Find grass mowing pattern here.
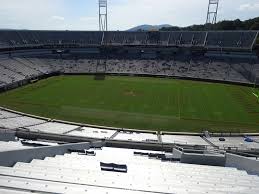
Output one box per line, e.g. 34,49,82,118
0,75,259,132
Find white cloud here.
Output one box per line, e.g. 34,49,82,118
238,3,259,11
0,0,66,30
51,16,65,21
109,0,207,30
0,0,258,30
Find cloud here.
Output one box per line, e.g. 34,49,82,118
109,0,207,30
238,3,259,11
0,0,66,30
51,16,65,21
0,0,258,30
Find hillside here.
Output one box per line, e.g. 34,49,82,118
128,24,172,31
160,17,259,31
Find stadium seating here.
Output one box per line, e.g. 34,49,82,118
1,57,258,88
18,30,40,45
168,31,207,46
0,81,5,88
0,30,23,47
15,57,55,74
159,31,171,45
0,147,258,193
0,63,25,84
0,31,258,92
0,107,259,193
206,31,258,49
0,30,257,49
0,58,40,78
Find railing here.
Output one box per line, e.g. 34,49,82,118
173,144,222,154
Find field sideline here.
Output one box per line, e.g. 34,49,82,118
0,75,259,132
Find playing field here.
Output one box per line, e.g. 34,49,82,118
1,75,259,132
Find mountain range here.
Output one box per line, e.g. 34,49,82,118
128,17,259,32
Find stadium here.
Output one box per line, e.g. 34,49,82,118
0,0,259,193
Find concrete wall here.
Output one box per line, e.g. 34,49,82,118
173,148,225,166
181,153,226,166
173,148,183,159
0,129,16,141
225,153,259,175
0,141,103,167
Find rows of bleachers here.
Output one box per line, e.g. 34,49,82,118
97,59,253,83
0,147,256,193
0,63,25,84
0,58,54,86
25,58,57,73
36,58,257,83
15,57,53,74
0,81,5,88
0,58,40,78
0,30,257,49
74,58,254,82
206,31,258,49
0,57,258,89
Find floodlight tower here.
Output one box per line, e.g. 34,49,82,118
99,0,108,31
206,0,219,24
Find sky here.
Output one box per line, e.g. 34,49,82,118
0,0,258,31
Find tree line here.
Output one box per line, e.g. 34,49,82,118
160,17,259,31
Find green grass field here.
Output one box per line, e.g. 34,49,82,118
1,75,259,132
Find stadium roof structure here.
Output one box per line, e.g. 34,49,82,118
0,30,258,51
1,107,259,193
